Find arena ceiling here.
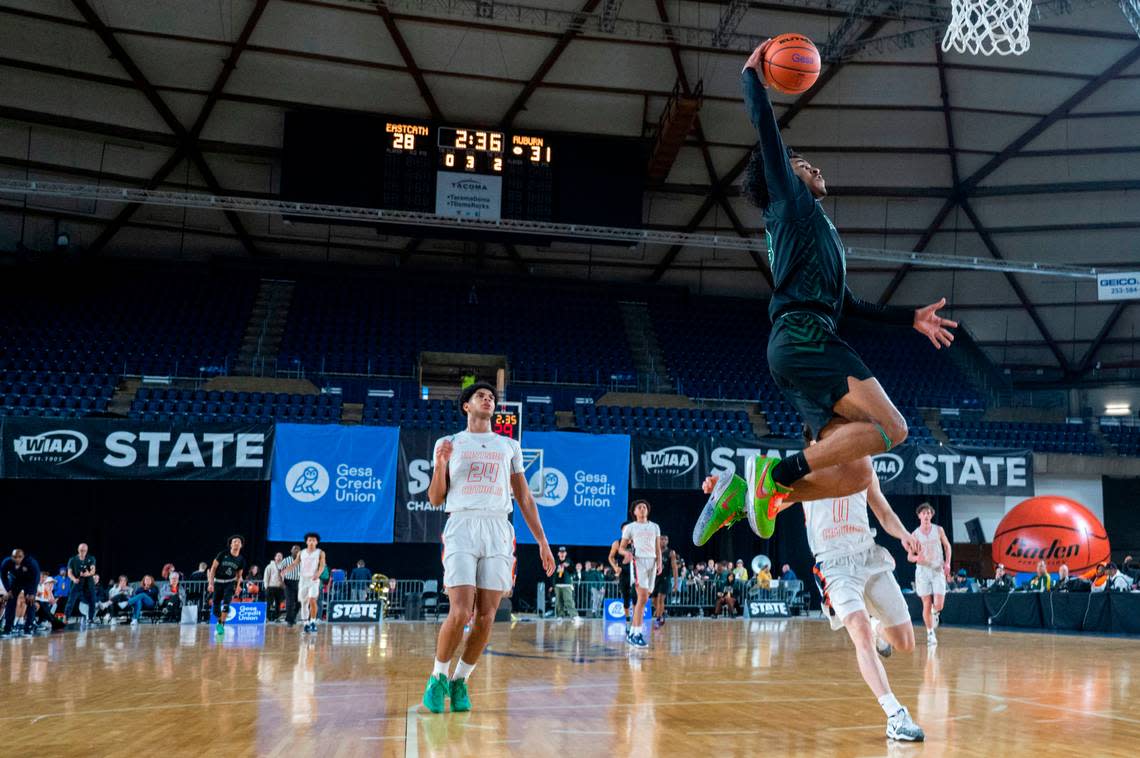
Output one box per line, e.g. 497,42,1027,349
0,0,1138,386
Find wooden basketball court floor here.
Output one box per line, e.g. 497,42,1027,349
1,618,1137,757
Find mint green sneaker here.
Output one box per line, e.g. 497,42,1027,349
215,622,224,636
422,673,449,714
744,455,791,539
692,473,748,546
449,677,471,712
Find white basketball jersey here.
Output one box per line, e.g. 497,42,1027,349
803,490,876,561
435,431,524,514
622,521,661,560
913,524,944,568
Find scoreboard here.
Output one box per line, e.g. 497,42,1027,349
492,401,522,442
282,111,645,232
381,120,554,222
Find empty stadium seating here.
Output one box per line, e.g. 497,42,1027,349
0,272,254,378
278,279,634,387
0,371,115,417
129,387,342,424
650,297,985,411
361,397,557,432
941,418,1101,455
1101,424,1140,456
574,405,755,438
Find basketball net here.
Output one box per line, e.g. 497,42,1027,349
942,0,1033,55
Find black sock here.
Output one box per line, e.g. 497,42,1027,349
771,452,811,487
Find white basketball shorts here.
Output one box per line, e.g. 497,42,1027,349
442,511,516,592
630,557,657,593
915,564,947,597
297,577,321,602
816,545,910,628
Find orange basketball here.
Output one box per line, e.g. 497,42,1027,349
761,34,821,95
992,496,1110,575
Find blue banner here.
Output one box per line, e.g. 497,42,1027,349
518,431,630,546
210,601,266,625
269,424,399,543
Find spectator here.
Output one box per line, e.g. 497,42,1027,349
264,553,285,620
1089,563,1108,591
126,575,159,625
552,547,576,619
64,542,98,624
1028,561,1052,592
34,572,65,632
1053,564,1071,590
98,575,132,622
1121,556,1139,582
733,560,749,583
583,561,606,616
780,564,797,582
158,572,185,621
242,564,261,600
714,581,737,617
349,559,371,601
161,563,176,581
950,569,976,592
988,564,1015,592
189,562,209,583
54,566,71,614
277,545,303,626
756,565,772,591
1105,563,1133,592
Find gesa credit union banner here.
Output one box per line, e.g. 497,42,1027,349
518,431,630,547
269,424,399,543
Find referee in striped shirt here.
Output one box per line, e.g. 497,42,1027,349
276,545,303,626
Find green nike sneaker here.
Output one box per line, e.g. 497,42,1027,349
422,673,449,714
692,473,747,546
449,677,471,712
215,622,224,636
744,455,791,539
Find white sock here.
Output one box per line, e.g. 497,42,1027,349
632,625,644,635
432,659,451,679
453,659,476,681
878,693,903,716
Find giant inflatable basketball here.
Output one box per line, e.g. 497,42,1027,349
992,496,1110,574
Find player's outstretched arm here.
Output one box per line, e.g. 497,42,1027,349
867,474,920,556
741,49,799,205
511,472,555,576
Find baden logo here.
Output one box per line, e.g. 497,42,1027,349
286,461,330,503
529,467,568,507
13,429,88,465
607,600,625,619
871,453,905,483
640,445,698,477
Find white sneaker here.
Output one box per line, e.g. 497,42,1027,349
130,618,138,626
886,707,925,741
871,617,892,658
927,629,937,646
932,610,940,629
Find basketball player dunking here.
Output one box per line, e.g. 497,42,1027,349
694,43,956,548
422,382,555,714
909,503,951,646
618,499,661,648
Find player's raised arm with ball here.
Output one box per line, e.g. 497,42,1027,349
693,38,957,551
